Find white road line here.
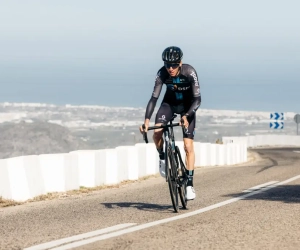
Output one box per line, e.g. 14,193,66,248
242,181,279,193
293,151,300,153
25,175,300,250
23,223,136,250
276,175,300,185
46,175,300,250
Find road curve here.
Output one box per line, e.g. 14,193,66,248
1,147,300,250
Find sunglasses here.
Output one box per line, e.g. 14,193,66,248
164,63,180,69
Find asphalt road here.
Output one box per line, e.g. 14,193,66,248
1,147,300,250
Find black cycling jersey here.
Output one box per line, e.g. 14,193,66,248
145,64,201,120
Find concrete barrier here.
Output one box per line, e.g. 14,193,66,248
209,144,217,167
222,136,248,146
98,149,119,185
0,157,31,201
247,136,255,148
23,155,46,199
216,144,226,166
135,143,159,178
0,156,46,202
116,146,139,182
194,142,201,166
39,153,79,193
242,144,247,162
0,137,254,202
225,144,235,165
0,159,10,200
223,135,300,148
70,150,100,188
198,143,210,166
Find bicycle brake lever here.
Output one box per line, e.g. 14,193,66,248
142,124,148,144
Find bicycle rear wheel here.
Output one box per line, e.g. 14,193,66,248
167,146,179,213
175,146,188,209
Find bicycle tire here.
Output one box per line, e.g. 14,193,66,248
167,146,179,213
175,146,188,209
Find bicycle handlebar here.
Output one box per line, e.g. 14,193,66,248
142,123,182,144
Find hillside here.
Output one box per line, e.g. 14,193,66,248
0,121,90,159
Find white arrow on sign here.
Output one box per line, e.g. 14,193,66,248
270,112,284,120
270,122,284,129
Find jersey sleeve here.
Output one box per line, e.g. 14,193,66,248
188,66,201,98
145,70,164,120
185,67,201,117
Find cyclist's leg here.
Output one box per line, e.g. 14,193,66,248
181,113,196,169
154,103,173,178
153,102,173,155
182,113,196,196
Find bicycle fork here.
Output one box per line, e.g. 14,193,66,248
164,129,169,182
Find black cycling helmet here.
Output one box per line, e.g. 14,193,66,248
162,46,183,63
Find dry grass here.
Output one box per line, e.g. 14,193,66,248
0,197,23,208
0,174,159,208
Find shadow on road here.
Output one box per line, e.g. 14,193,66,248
224,185,300,203
101,202,175,212
255,152,278,174
256,157,278,173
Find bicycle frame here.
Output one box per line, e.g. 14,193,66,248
142,116,189,212
162,120,177,182
142,115,182,181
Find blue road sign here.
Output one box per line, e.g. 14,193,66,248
270,122,284,129
270,112,284,120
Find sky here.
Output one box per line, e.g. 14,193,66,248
0,0,299,113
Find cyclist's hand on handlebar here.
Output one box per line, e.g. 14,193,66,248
180,116,189,129
139,119,149,134
139,124,148,134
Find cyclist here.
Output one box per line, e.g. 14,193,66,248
139,46,201,200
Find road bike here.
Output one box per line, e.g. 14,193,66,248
142,115,188,212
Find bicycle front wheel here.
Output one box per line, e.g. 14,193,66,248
175,146,188,209
167,146,179,213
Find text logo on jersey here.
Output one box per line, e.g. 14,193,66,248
177,86,190,91
167,84,177,91
190,72,199,86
